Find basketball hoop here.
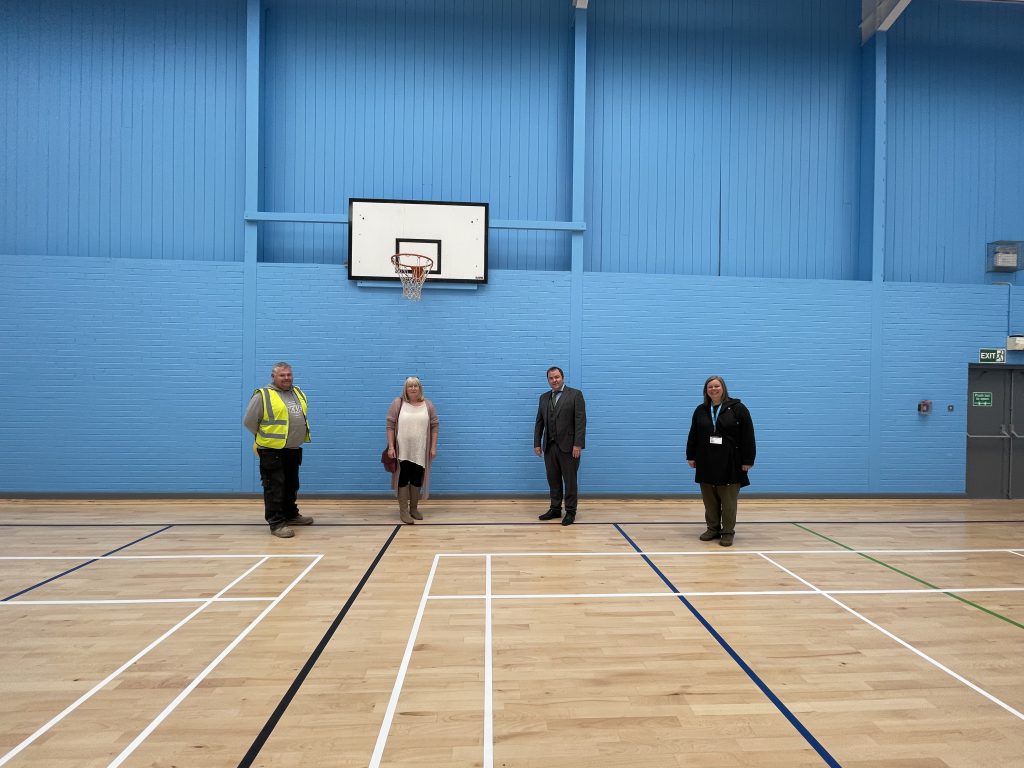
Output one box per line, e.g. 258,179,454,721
391,253,434,301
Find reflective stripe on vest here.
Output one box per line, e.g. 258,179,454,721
254,386,310,449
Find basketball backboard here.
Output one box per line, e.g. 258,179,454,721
348,198,488,284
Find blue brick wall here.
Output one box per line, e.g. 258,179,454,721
253,266,570,494
582,274,874,493
2,255,244,492
879,283,1020,492
3,256,1020,494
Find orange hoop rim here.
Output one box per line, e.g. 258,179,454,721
391,252,434,280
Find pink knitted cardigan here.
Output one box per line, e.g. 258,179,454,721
386,397,439,498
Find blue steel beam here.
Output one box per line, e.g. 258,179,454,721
241,0,262,492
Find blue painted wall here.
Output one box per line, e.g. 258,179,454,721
586,0,863,279
253,267,569,494
3,256,244,492
0,0,247,262
886,0,1024,283
257,0,574,270
4,0,1024,494
4,256,1019,494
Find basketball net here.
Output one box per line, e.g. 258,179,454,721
391,253,433,301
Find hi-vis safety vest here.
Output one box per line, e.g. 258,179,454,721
253,386,310,450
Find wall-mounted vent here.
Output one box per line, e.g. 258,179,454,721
987,241,1023,272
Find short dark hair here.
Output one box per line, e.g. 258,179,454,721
702,375,730,406
547,366,564,378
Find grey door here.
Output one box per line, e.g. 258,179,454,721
1010,369,1024,498
966,367,1011,498
967,366,1024,498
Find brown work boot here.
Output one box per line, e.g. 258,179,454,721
699,529,720,541
271,524,295,539
720,533,734,547
286,514,314,526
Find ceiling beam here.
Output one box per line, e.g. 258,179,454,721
861,0,913,43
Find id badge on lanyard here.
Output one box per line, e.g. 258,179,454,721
709,404,723,445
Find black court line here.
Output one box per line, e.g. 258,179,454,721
4,519,1024,528
614,523,842,767
2,524,174,602
237,524,402,768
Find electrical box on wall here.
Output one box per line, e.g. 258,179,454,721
987,241,1023,272
1009,336,1024,351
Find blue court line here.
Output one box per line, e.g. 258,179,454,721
613,523,842,767
2,525,174,602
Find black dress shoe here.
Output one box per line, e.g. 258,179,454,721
538,510,561,521
561,514,575,526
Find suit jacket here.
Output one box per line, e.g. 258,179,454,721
534,386,587,453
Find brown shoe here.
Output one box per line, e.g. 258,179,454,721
699,529,720,541
286,514,314,526
271,525,295,539
719,533,734,547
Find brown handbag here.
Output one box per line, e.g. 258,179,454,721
381,447,398,473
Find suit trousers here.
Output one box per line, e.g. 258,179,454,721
699,483,740,535
544,445,580,514
258,447,303,529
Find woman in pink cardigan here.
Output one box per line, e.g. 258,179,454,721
386,377,439,524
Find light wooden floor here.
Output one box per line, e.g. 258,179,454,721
1,498,1023,767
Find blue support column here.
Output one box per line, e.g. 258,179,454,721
867,32,888,491
241,0,262,492
569,7,587,386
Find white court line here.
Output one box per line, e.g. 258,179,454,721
107,554,323,767
483,555,493,768
0,556,271,767
369,555,441,768
0,554,320,560
437,548,1019,558
2,597,276,606
1011,551,1024,559
427,586,1024,600
758,553,1024,722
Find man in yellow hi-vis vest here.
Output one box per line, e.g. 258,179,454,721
243,362,312,538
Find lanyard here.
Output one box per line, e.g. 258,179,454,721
710,404,722,432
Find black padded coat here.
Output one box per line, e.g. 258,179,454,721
685,397,756,487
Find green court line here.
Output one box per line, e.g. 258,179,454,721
793,522,1024,631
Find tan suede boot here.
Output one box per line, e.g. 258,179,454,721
398,486,415,524
409,485,423,520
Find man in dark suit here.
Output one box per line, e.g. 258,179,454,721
534,366,587,525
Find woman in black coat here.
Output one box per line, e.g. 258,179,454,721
686,375,756,547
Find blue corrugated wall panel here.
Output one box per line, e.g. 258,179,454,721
257,0,573,269
2,256,245,492
0,0,247,262
586,0,862,279
886,0,1024,283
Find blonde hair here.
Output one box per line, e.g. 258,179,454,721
402,376,425,403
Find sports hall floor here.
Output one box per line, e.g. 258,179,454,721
1,497,1022,768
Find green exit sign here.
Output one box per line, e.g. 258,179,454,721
980,348,1006,363
972,392,993,407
